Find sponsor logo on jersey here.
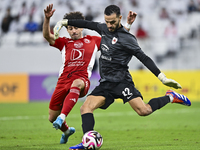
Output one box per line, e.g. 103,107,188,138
67,61,85,67
112,37,118,44
70,49,85,61
74,41,83,48
101,55,112,61
101,44,109,52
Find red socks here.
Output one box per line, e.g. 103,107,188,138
60,120,69,132
61,87,80,117
59,87,80,132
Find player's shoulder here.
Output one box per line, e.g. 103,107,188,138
54,37,69,45
84,35,92,39
57,36,69,42
85,35,100,38
121,27,135,36
120,27,137,41
85,35,101,40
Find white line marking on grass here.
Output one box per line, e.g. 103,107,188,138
0,108,198,121
0,115,47,121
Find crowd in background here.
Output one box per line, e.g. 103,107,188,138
1,0,200,35
0,0,200,64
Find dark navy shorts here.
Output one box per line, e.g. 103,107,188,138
88,80,143,109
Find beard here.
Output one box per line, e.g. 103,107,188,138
110,20,120,32
71,33,80,40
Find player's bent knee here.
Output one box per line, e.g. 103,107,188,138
137,110,148,116
136,108,152,116
71,79,84,89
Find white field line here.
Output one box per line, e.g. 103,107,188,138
0,108,198,121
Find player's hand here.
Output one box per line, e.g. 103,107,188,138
44,4,55,19
53,21,62,40
53,19,68,40
158,73,182,89
127,11,137,25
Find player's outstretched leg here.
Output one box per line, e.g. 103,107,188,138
69,143,85,150
166,90,191,106
53,116,64,129
60,127,75,144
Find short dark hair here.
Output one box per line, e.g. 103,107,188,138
104,5,121,17
63,11,85,20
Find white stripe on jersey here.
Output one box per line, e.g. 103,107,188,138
58,47,66,77
87,44,98,78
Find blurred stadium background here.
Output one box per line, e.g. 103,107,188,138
0,0,200,103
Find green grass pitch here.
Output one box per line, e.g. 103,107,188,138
0,101,200,150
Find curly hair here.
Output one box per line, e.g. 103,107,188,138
63,11,85,20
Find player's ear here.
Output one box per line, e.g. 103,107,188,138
119,15,122,21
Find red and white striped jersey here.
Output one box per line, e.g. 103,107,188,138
51,35,101,80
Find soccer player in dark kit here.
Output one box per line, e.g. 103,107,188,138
44,4,136,145
53,5,191,150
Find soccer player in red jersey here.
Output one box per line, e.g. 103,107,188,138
43,4,136,144
43,4,101,144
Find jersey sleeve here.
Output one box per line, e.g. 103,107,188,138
123,34,141,55
124,34,161,77
92,36,101,50
50,37,66,51
68,19,102,35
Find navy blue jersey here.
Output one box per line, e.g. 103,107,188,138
68,20,161,82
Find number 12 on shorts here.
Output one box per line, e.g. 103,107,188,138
122,88,133,99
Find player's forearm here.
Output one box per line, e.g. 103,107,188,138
43,17,55,44
134,49,161,76
138,52,181,89
143,56,161,76
68,19,101,33
43,17,50,38
138,54,161,76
